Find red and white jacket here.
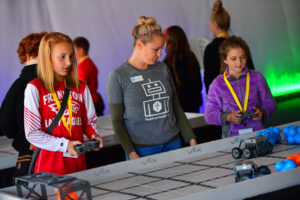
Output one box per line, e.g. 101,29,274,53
24,78,98,175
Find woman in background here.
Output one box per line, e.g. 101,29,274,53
164,25,203,113
204,0,254,94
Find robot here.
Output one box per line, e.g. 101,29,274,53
15,172,91,200
231,135,273,159
233,161,271,182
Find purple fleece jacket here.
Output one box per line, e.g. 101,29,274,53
204,68,276,138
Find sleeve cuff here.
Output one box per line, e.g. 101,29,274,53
60,137,69,153
221,113,228,125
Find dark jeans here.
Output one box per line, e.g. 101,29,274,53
125,138,182,160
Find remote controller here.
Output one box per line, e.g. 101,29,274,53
238,110,258,120
74,139,100,155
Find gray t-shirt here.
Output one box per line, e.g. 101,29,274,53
107,61,179,145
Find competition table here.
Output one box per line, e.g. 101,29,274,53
0,121,299,200
0,113,206,170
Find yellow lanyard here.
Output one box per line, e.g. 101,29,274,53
79,55,89,63
223,72,250,112
52,87,72,138
217,32,229,38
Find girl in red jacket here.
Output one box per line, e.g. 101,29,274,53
24,32,103,175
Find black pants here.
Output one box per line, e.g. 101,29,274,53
94,94,105,116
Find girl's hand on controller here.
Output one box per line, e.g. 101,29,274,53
252,107,263,120
67,140,82,156
227,110,243,124
92,134,104,150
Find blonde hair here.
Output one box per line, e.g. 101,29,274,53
219,36,250,73
132,16,163,46
210,0,230,31
37,32,79,92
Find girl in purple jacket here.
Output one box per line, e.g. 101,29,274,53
205,36,276,138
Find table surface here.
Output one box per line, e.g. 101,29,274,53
1,121,299,200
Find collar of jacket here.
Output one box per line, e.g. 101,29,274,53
224,67,249,82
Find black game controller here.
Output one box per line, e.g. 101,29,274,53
238,110,258,120
74,139,100,155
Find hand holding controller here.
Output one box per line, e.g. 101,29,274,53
74,139,100,155
238,110,258,120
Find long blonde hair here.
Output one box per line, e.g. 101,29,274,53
132,16,163,46
37,32,79,92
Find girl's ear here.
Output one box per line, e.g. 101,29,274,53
224,58,229,65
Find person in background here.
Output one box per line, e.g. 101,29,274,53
73,37,104,116
107,16,197,160
205,36,276,138
24,32,103,175
0,32,46,179
204,0,255,94
164,25,203,113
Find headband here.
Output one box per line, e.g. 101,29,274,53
134,30,160,39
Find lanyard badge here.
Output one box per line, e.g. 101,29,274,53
223,72,250,113
52,88,73,138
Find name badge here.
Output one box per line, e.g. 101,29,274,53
130,75,144,83
238,128,253,135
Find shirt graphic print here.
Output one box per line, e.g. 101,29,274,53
142,79,169,121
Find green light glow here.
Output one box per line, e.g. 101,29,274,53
263,48,300,97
